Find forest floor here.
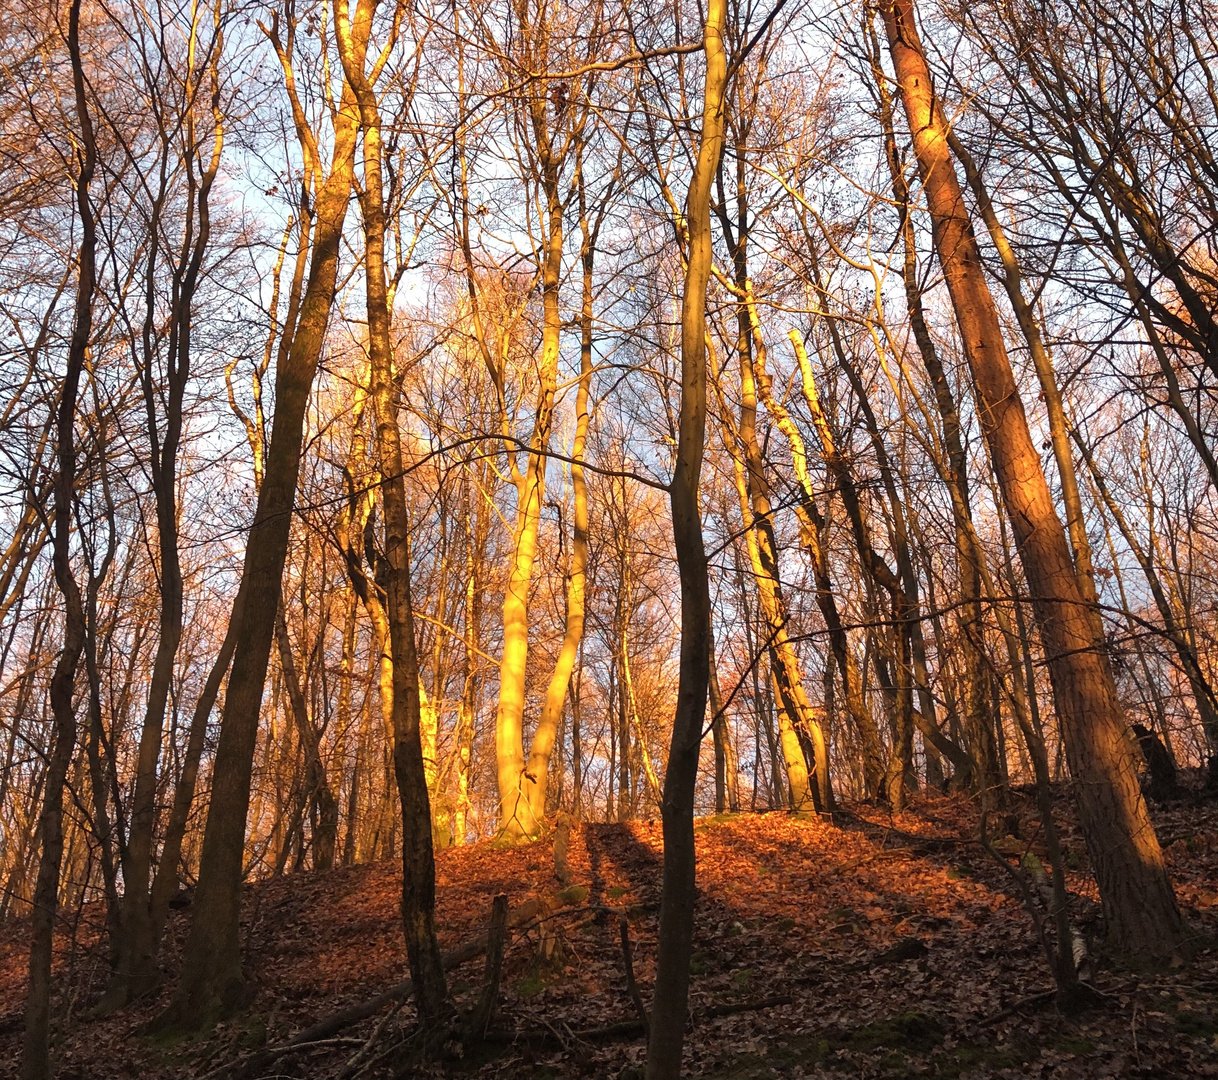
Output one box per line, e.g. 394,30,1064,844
3,787,1218,1078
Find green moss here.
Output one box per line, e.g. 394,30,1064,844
776,916,796,933
555,884,589,905
848,1011,945,1054
703,1034,832,1077
517,975,546,998
1177,1011,1218,1038
1052,1036,1095,1055
236,1016,268,1050
690,950,712,975
606,885,629,899
950,1043,1017,1069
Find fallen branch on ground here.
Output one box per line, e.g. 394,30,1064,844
226,894,558,1078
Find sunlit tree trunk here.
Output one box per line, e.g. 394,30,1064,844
881,0,1184,961
721,431,816,810
707,612,740,812
862,22,992,794
754,331,887,801
451,473,482,844
332,587,356,853
947,131,1107,650
714,140,829,810
520,153,597,827
792,333,911,800
493,33,568,839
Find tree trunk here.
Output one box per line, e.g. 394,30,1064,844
880,0,1184,961
865,20,991,793
1075,429,1218,757
22,2,93,1071
520,156,597,826
495,68,568,841
452,477,482,844
645,0,725,1073
713,145,829,811
158,7,367,1028
274,607,337,871
149,586,244,944
335,0,447,1019
118,42,225,1001
707,612,740,812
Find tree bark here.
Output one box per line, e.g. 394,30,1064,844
880,0,1184,961
274,607,337,870
158,5,367,1028
22,1,94,1071
335,0,447,1019
645,0,725,1073
494,38,569,839
713,143,829,811
759,329,885,800
1074,430,1218,756
864,20,993,793
520,154,597,827
149,586,244,944
707,612,740,812
117,29,226,1000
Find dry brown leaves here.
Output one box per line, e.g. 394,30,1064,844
1,789,1217,1078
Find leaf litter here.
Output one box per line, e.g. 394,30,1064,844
1,787,1217,1078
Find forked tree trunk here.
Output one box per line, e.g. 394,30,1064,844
520,155,597,827
158,7,368,1029
117,33,226,1002
149,585,245,947
335,0,447,1019
645,0,725,1073
22,3,93,1072
274,608,338,871
494,46,569,839
880,0,1184,961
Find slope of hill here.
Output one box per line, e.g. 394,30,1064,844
2,792,1217,1078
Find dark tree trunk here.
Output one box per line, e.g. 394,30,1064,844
645,1,725,1074
22,2,94,1072
157,14,367,1028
